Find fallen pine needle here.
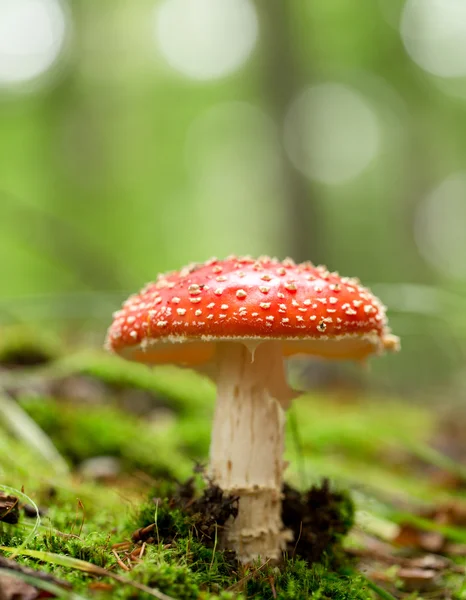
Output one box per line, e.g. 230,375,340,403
112,549,130,571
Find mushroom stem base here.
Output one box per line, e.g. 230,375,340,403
209,341,291,564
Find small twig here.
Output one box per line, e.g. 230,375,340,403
131,523,155,543
112,549,130,572
112,541,132,551
139,542,146,559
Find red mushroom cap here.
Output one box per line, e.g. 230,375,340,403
106,256,399,366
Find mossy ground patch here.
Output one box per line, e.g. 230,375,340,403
1,336,465,598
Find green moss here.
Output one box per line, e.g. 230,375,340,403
131,555,203,600
110,480,367,600
244,560,370,600
0,325,62,367
19,397,194,478
1,419,370,600
0,472,392,600
289,394,434,463
52,351,215,416
39,533,112,567
3,345,462,599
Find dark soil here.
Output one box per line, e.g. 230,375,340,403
131,478,353,567
282,479,354,564
132,478,239,549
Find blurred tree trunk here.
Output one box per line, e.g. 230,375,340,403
258,0,325,264
37,1,128,291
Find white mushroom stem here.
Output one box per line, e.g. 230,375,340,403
209,341,294,564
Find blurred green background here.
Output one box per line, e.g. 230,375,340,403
1,0,466,394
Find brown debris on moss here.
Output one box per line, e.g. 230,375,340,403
0,493,20,525
394,500,466,554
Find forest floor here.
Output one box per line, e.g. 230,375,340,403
1,327,466,599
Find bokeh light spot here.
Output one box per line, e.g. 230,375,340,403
283,83,380,185
0,0,67,88
414,173,466,279
377,0,405,29
401,0,466,78
154,0,258,80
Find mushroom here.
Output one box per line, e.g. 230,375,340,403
105,255,399,564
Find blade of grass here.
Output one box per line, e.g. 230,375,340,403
360,574,398,600
0,547,175,600
0,485,41,553
389,511,466,544
0,568,88,600
288,405,308,489
0,392,68,475
407,441,466,482
51,351,215,414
